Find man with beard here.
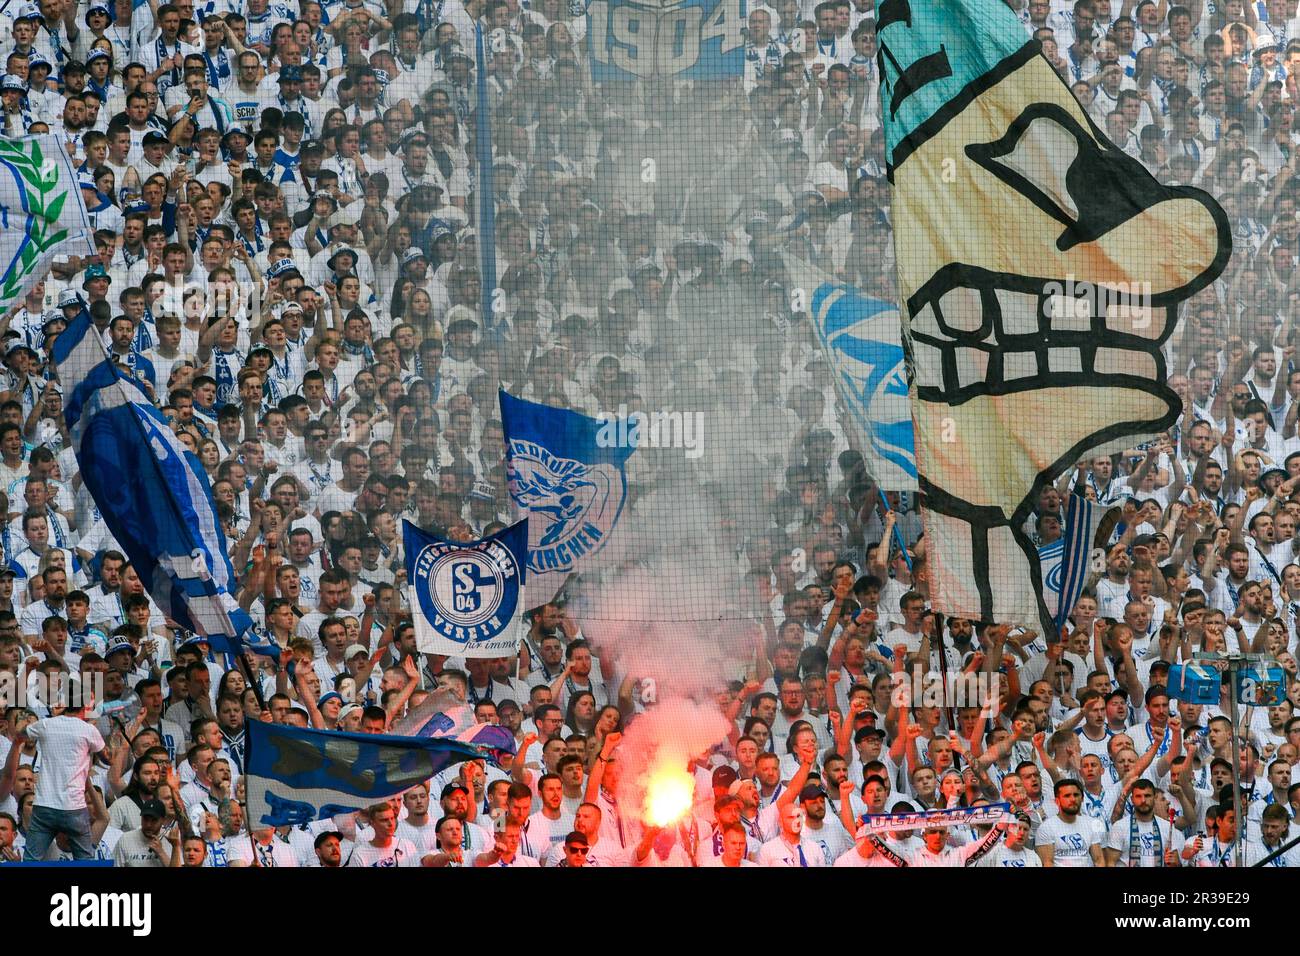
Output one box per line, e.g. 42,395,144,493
1036,779,1105,866
112,799,180,867
313,831,344,867
1104,779,1191,866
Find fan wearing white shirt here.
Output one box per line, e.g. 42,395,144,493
19,693,106,861
227,825,299,867
1103,779,1190,866
713,823,760,867
757,802,827,866
1246,804,1300,866
521,776,573,859
474,821,540,867
345,803,418,866
395,782,440,853
977,817,1044,867
898,822,1009,867
1036,779,1106,866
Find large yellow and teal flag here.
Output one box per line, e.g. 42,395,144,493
879,0,1230,627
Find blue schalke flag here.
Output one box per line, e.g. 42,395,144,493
51,307,253,654
245,720,512,827
498,390,634,604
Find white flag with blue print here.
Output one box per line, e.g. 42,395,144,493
783,254,918,490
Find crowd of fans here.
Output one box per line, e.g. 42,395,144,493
0,0,1297,868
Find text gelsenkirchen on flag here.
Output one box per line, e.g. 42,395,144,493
246,720,511,826
881,0,1229,627
783,253,917,491
499,390,634,605
404,517,527,658
0,135,95,314
51,308,253,652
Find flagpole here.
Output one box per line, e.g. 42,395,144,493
878,487,912,573
237,651,266,712
474,21,498,331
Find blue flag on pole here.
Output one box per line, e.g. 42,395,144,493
51,308,253,654
404,518,527,657
498,390,634,605
245,720,509,826
783,254,918,491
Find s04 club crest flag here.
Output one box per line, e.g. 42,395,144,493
404,518,528,658
880,0,1229,627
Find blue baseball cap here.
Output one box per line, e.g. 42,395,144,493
82,263,111,288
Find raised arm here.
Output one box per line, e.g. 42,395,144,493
777,752,817,811
585,731,621,803
838,779,860,835
383,656,421,728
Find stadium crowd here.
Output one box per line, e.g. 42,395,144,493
0,0,1298,868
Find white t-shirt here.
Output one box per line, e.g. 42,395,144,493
1035,813,1104,866
757,835,827,866
480,852,541,868
111,828,167,867
833,842,904,866
395,818,440,854
1104,815,1185,867
521,811,573,860
977,843,1044,867
226,838,299,867
542,836,635,867
803,820,854,863
25,716,105,811
345,838,420,867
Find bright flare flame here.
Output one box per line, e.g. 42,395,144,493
644,768,694,827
